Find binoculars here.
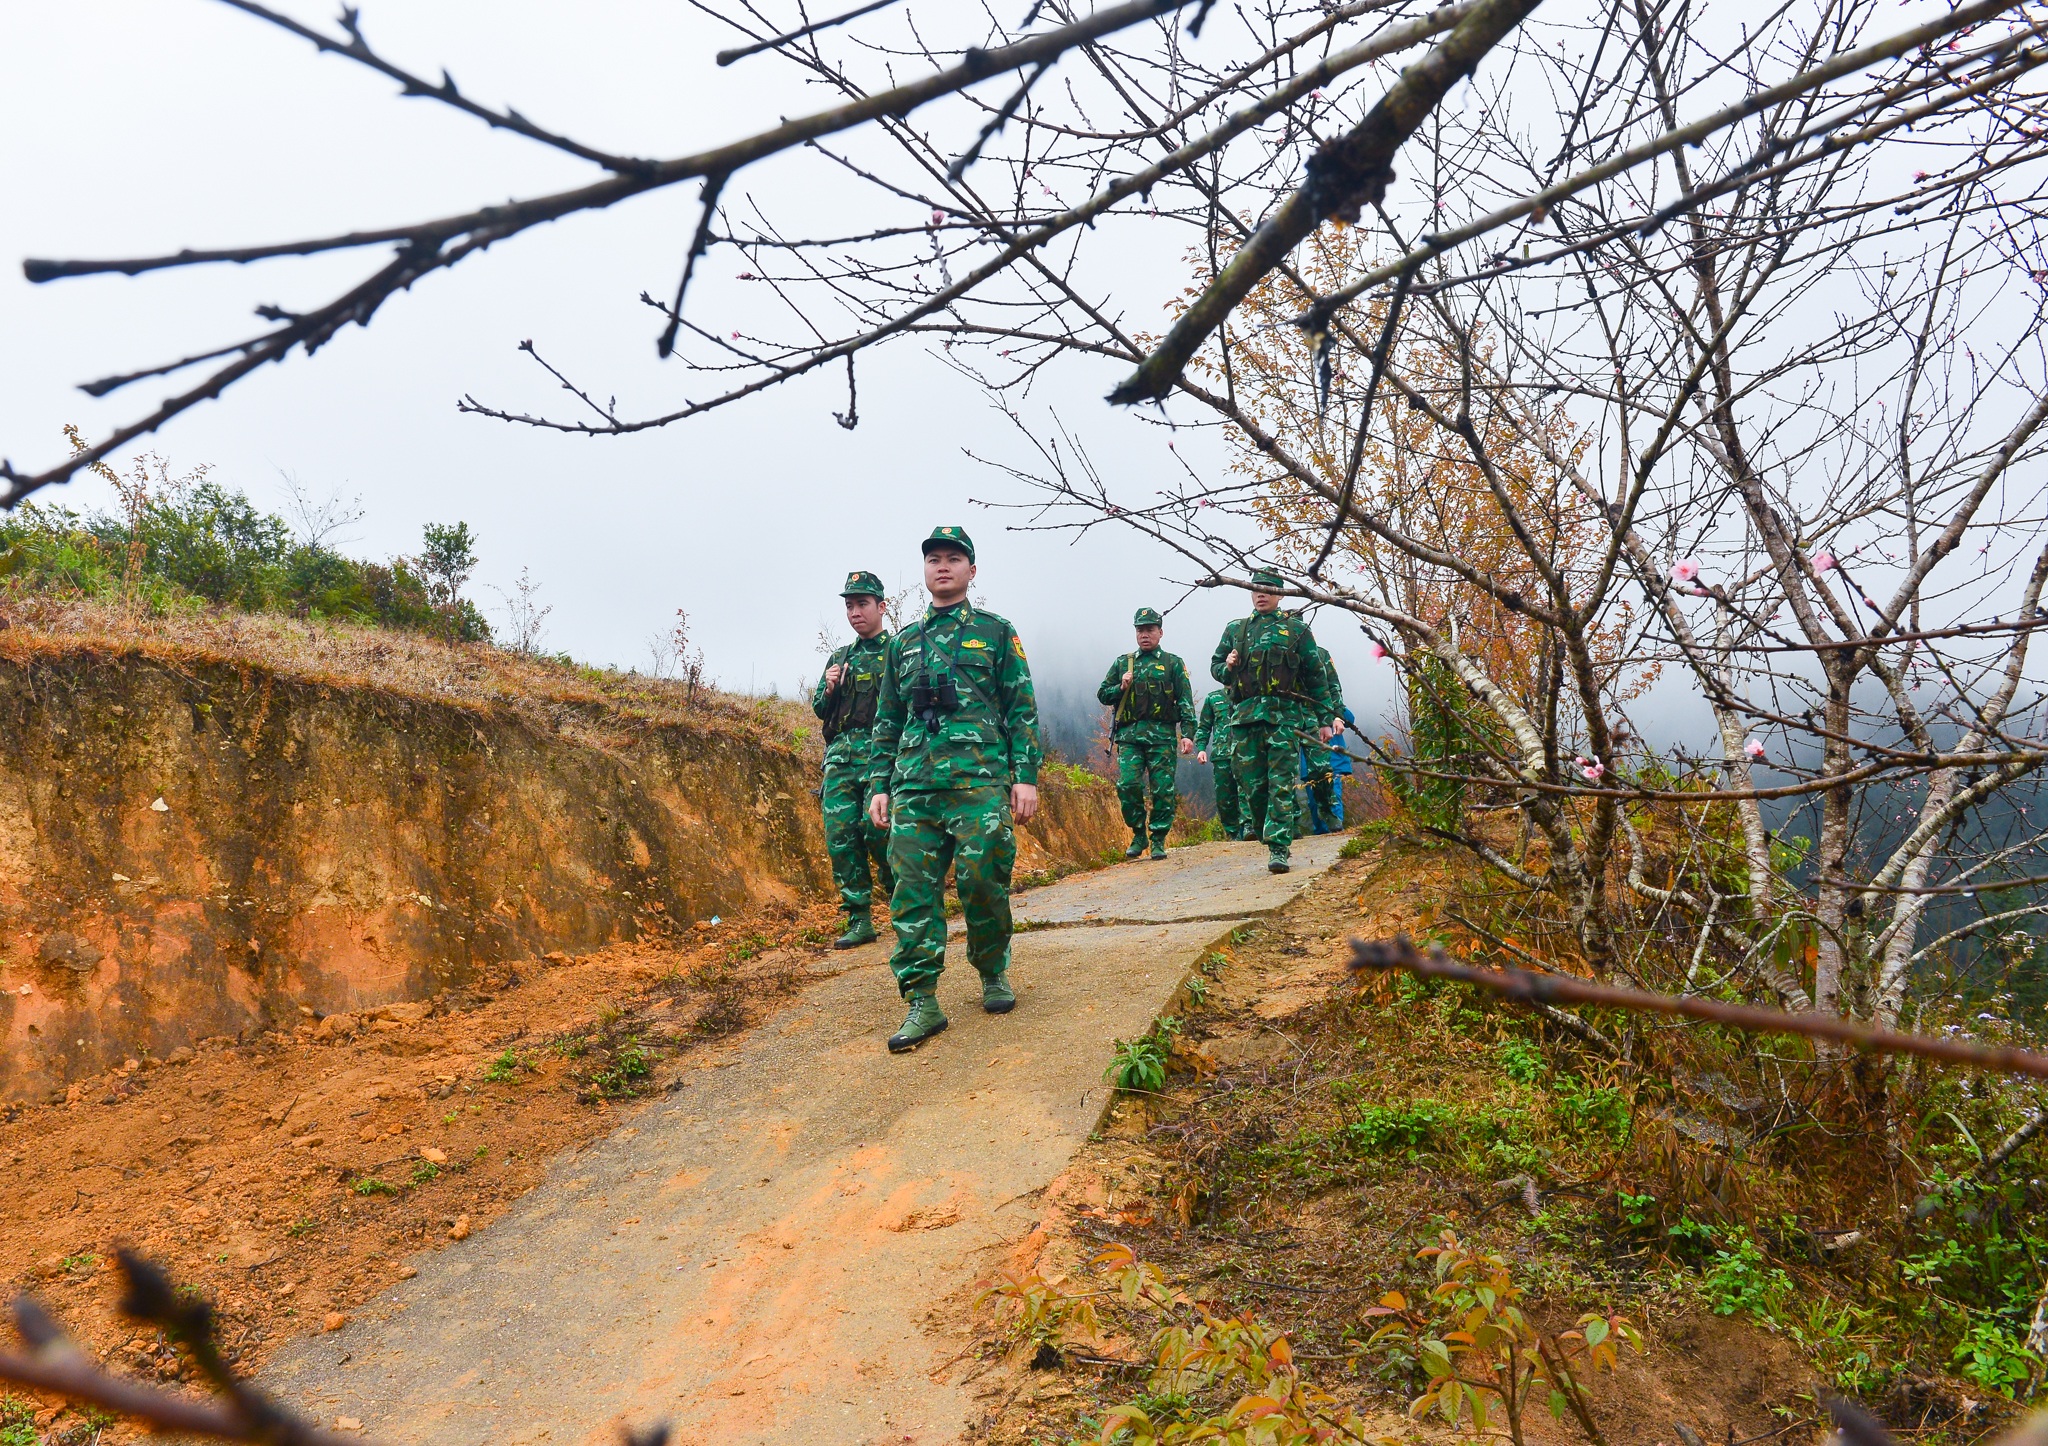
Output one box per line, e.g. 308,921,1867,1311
912,674,960,723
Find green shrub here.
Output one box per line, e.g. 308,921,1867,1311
1950,1320,2040,1396
1554,1074,1631,1144
1698,1227,1792,1322
1346,1100,1457,1153
1108,1036,1168,1093
0,485,490,641
1495,1038,1547,1084
590,1040,654,1098
1385,656,1499,832
0,1396,38,1446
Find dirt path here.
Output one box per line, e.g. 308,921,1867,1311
260,835,1349,1446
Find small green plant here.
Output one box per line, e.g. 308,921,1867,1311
351,1177,400,1197
1109,1036,1169,1093
1554,1074,1631,1145
1495,1039,1548,1084
1347,1100,1457,1154
1697,1227,1792,1323
1616,1190,1657,1231
411,1161,442,1185
482,1049,524,1083
1666,1216,1716,1256
59,1252,100,1274
287,1217,319,1237
1183,974,1210,1007
589,1040,655,1099
0,1395,40,1446
1950,1321,2040,1397
1788,1297,1889,1395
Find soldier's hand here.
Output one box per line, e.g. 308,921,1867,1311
1011,782,1039,823
867,792,890,829
1179,736,1195,757
1225,649,1239,668
1318,726,1334,743
825,663,845,688
1122,669,1134,686
1197,750,1209,764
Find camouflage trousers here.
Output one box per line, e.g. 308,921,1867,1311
885,785,1016,997
1302,761,1342,834
1231,721,1304,853
1115,734,1179,842
1210,741,1243,838
821,760,892,919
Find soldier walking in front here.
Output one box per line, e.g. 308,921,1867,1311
1213,570,1338,874
1096,607,1195,860
811,571,895,948
867,527,1042,1053
1195,687,1242,840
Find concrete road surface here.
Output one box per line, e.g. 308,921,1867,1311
266,835,1350,1446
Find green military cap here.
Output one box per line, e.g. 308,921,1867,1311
1250,569,1285,589
840,570,886,599
1133,607,1163,627
921,525,976,562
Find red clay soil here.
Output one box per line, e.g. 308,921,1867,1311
0,896,854,1441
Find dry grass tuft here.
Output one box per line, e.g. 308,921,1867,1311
0,593,820,759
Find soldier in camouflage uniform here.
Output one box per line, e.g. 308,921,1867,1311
867,527,1042,1053
1212,570,1338,874
811,570,895,948
1095,607,1196,861
1297,644,1350,836
1194,688,1243,839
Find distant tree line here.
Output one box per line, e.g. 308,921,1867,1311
0,448,488,642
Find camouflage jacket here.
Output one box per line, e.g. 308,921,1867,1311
1095,647,1196,744
869,602,1042,794
811,631,892,769
1310,644,1346,724
1195,689,1235,755
1211,610,1335,727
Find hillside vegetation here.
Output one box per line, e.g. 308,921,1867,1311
976,825,2047,1446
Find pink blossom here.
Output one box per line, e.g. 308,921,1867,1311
1913,170,1930,182
1744,738,1766,759
1368,642,1390,661
1812,551,1836,572
1672,558,1701,583
1581,761,1606,782
931,209,945,226
730,330,740,340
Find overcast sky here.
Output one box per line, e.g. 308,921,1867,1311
0,2,1394,727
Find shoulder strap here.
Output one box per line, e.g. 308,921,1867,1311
930,614,1005,716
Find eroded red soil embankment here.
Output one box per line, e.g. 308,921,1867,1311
0,645,1122,1098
